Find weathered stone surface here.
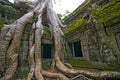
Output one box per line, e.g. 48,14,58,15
63,0,120,68
0,0,120,79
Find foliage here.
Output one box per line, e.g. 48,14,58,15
57,13,63,20
63,0,91,22
42,26,52,39
109,59,120,71
0,3,22,20
43,26,51,35
14,66,29,79
57,10,70,20
0,18,11,30
32,14,38,22
42,60,51,70
94,0,120,22
0,4,16,31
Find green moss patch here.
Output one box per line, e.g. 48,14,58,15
63,16,86,34
14,66,29,79
0,3,22,19
108,59,120,71
42,26,52,39
42,60,52,70
94,0,120,22
67,58,101,69
43,26,51,35
67,58,120,71
0,18,11,30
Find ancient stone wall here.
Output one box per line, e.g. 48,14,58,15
64,0,120,68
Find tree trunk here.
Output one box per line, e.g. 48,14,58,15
34,14,44,80
0,12,34,80
27,45,35,80
0,0,120,80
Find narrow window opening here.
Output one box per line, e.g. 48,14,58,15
73,41,83,57
42,44,52,58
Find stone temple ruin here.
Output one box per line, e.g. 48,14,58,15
0,0,120,80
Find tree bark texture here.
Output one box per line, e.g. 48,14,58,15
0,0,120,80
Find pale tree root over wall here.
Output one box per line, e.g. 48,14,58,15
0,0,120,80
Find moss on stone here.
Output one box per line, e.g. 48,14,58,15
109,59,120,71
94,0,120,22
67,58,120,71
42,26,52,39
13,66,29,79
63,0,120,34
67,58,101,69
42,60,51,70
43,26,51,35
63,16,86,34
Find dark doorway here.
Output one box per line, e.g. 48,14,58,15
73,41,83,57
42,44,52,58
116,33,120,51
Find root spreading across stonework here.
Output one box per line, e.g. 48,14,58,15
0,0,120,80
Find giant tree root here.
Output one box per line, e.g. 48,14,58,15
0,11,34,80
0,0,120,80
55,58,120,79
42,70,69,80
71,74,93,80
27,45,35,80
45,0,120,79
